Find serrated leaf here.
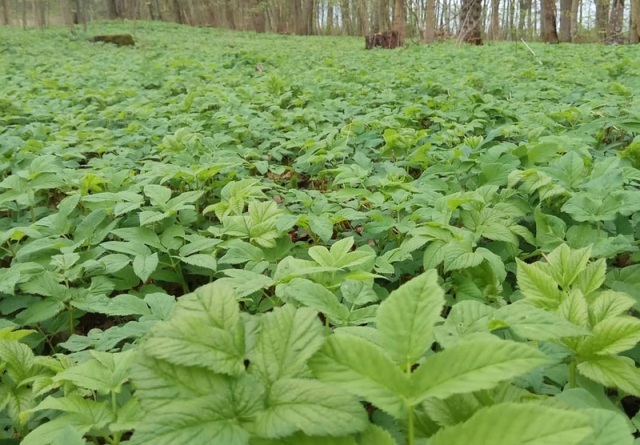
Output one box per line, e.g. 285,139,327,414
578,355,640,396
574,259,607,297
254,378,367,438
428,403,591,445
308,334,410,419
356,424,397,445
284,279,350,324
443,241,483,272
376,270,444,367
411,339,549,404
250,305,325,383
589,291,636,325
133,253,159,282
545,244,591,290
53,350,136,394
143,282,245,376
516,259,562,308
494,302,587,341
578,317,640,356
557,289,590,328
181,254,217,271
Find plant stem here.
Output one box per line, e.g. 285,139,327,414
406,363,415,445
569,359,577,388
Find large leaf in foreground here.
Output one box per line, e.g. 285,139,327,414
376,270,444,367
254,378,367,438
308,334,410,419
429,403,592,445
411,339,549,403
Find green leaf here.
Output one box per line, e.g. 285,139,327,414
573,259,607,297
250,305,325,383
254,378,367,438
308,334,410,419
250,433,357,445
133,252,159,282
589,291,636,325
143,282,246,376
578,355,640,396
493,302,587,341
308,214,334,242
411,339,549,404
584,408,634,445
23,396,113,445
180,254,217,271
557,289,590,328
376,270,444,367
578,317,640,356
428,403,591,445
443,240,483,272
423,240,447,270
516,259,562,309
54,350,136,394
220,240,266,264
132,360,264,445
356,425,397,445
545,244,591,290
144,184,172,206
284,279,349,324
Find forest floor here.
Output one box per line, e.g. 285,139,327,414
2,21,640,445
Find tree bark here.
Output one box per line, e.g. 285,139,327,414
250,0,266,32
488,0,500,39
106,0,119,19
606,0,624,43
458,0,483,43
393,0,406,41
631,0,640,43
518,0,531,35
327,3,334,33
342,0,352,34
424,0,436,40
570,0,579,41
173,0,184,24
540,0,558,42
594,0,609,41
1,0,8,25
559,0,571,41
358,0,369,35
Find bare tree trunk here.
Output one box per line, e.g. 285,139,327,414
106,0,119,19
424,0,436,40
570,0,579,41
250,0,266,32
559,0,572,41
518,0,531,35
342,0,352,34
1,0,8,25
358,0,369,35
540,0,558,42
173,0,184,24
458,0,483,43
631,0,640,42
393,0,406,40
606,0,624,43
594,0,609,41
327,3,334,33
147,0,158,20
488,0,500,38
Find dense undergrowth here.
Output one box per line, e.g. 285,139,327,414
2,21,640,444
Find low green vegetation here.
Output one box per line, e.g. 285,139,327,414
2,21,640,445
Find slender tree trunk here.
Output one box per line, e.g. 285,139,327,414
424,0,436,40
249,0,266,32
594,0,609,41
488,0,500,39
559,0,572,41
570,0,579,41
327,3,334,33
106,0,119,19
393,0,406,39
518,0,530,35
540,0,558,42
458,0,483,43
358,0,369,34
342,0,352,34
1,0,8,25
631,0,640,42
606,0,624,43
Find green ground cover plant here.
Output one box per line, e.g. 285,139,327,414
2,21,640,444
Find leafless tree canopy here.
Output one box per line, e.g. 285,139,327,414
1,0,639,43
